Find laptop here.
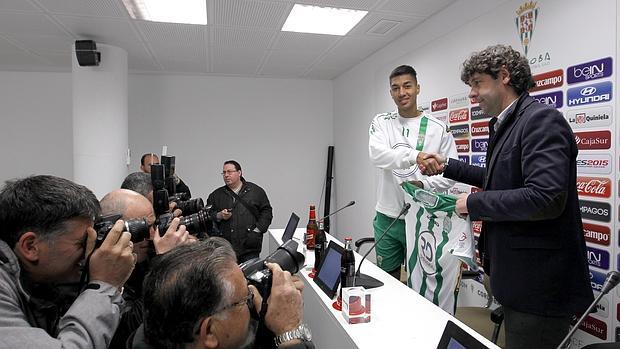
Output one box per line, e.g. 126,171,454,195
436,320,488,349
281,212,300,243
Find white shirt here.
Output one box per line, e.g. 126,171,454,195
369,110,458,217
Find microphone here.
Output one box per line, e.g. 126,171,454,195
353,203,411,289
557,271,620,349
319,200,355,222
601,270,620,295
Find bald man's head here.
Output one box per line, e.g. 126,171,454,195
100,189,155,263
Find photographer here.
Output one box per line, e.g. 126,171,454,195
122,172,154,203
0,175,135,348
208,160,273,263
140,153,191,197
136,238,313,349
100,189,194,349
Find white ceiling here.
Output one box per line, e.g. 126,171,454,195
0,0,457,79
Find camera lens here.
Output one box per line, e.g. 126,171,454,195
180,209,210,236
124,218,151,242
177,198,204,215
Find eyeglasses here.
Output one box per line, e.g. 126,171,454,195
214,287,254,314
193,287,254,335
221,170,239,175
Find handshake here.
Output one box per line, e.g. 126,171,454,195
416,152,447,176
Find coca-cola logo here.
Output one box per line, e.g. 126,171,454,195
431,98,448,112
576,176,611,198
583,223,610,246
470,121,489,136
449,108,469,123
455,139,469,153
472,221,481,234
574,131,611,150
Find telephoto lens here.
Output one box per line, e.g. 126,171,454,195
177,198,204,215
94,214,151,247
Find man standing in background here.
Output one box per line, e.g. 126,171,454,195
207,160,273,263
368,65,457,280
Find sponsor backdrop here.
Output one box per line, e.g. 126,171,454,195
412,0,617,347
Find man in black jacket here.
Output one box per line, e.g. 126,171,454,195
208,160,273,263
419,45,592,349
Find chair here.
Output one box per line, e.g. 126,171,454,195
354,237,504,346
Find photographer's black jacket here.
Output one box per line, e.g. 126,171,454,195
207,180,273,261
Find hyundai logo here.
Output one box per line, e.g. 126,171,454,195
581,86,597,96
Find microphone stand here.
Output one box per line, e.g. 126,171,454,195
319,200,355,223
353,203,411,289
556,271,620,349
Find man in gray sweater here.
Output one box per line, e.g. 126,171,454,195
0,175,136,348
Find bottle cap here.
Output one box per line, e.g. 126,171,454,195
345,237,352,241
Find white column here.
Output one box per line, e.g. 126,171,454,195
72,44,128,199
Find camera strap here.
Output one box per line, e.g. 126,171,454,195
226,187,260,222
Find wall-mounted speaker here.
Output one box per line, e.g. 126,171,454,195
75,40,101,67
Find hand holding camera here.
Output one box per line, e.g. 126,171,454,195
88,219,136,289
152,217,191,255
261,263,304,336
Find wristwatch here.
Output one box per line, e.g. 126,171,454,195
443,157,450,169
274,323,312,347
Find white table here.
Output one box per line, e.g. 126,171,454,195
268,228,499,349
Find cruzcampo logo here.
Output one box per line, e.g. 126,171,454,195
515,1,539,57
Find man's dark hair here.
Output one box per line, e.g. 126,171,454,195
143,238,237,347
461,44,535,95
121,172,153,198
224,160,242,172
0,175,100,248
224,160,245,182
141,153,158,166
389,65,417,82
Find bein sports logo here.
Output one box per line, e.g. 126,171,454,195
471,138,488,153
531,90,563,108
586,246,610,269
567,81,613,107
567,57,613,84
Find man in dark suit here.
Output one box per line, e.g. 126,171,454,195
419,45,593,349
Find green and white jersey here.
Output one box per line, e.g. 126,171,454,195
369,110,457,218
402,182,478,314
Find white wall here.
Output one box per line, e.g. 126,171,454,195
0,73,333,229
0,71,73,182
128,74,334,228
334,0,617,345
332,0,510,242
